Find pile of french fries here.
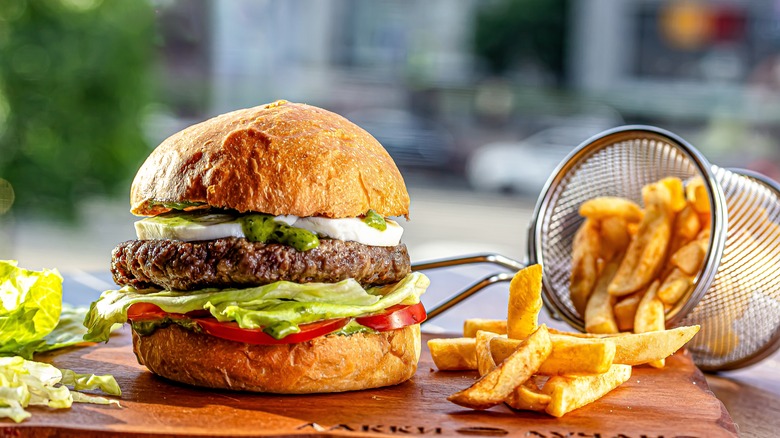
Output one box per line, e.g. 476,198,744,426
428,265,700,417
570,177,711,367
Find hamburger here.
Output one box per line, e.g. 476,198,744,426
83,100,429,393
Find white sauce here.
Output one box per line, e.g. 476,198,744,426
135,214,404,247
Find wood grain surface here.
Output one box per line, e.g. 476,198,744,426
1,327,737,438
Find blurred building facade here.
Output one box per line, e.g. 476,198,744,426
155,0,780,178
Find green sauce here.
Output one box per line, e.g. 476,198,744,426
148,200,206,210
131,317,201,336
145,210,237,227
362,209,387,231
333,320,376,336
240,214,319,251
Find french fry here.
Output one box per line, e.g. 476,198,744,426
505,380,551,412
543,364,632,417
548,325,700,362
686,177,711,214
585,257,621,334
659,177,686,213
490,335,615,376
635,280,665,332
478,334,552,412
448,325,552,410
608,183,674,296
570,219,600,315
475,330,501,376
614,292,642,332
578,197,643,223
508,264,543,339
428,338,476,371
634,280,666,368
668,205,701,256
610,325,700,365
670,239,706,276
657,268,692,305
463,319,507,338
599,216,631,262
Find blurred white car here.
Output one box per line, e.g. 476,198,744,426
467,126,612,196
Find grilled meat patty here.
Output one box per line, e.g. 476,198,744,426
111,237,412,291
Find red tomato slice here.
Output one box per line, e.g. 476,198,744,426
356,302,427,331
127,303,171,320
196,317,349,345
126,302,427,345
128,303,208,320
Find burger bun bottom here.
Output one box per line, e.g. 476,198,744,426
132,323,422,393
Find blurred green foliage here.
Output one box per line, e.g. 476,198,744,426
474,0,569,81
0,0,154,220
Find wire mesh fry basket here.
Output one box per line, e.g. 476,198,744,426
415,125,780,371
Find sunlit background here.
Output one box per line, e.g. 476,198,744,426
2,0,780,327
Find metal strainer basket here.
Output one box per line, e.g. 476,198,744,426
415,125,780,371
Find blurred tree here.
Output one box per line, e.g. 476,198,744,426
473,0,569,82
0,0,154,220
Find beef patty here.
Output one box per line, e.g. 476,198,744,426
111,237,412,291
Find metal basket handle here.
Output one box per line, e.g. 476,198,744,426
411,254,525,321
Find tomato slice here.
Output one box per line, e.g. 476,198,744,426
126,301,427,345
356,302,427,331
127,303,171,321
196,317,349,345
127,303,207,321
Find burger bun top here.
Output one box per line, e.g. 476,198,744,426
130,100,410,218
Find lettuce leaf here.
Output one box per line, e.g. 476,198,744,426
0,261,94,358
84,272,430,343
0,356,121,423
35,304,92,353
0,261,63,358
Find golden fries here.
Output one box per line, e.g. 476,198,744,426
432,261,700,417
599,216,631,262
657,268,693,305
543,364,632,417
507,264,543,339
505,381,551,412
549,326,701,365
463,318,507,338
428,338,477,371
634,280,666,368
610,326,699,365
585,257,620,334
579,196,643,222
613,292,642,332
475,330,501,376
686,177,710,214
447,326,552,410
569,175,712,342
490,335,615,376
659,176,687,213
670,239,706,275
669,205,701,255
609,182,675,296
570,220,600,315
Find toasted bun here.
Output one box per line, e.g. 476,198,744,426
132,324,422,393
130,100,409,218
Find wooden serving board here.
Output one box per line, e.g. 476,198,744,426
2,327,736,438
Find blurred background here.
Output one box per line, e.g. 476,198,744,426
2,0,780,326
